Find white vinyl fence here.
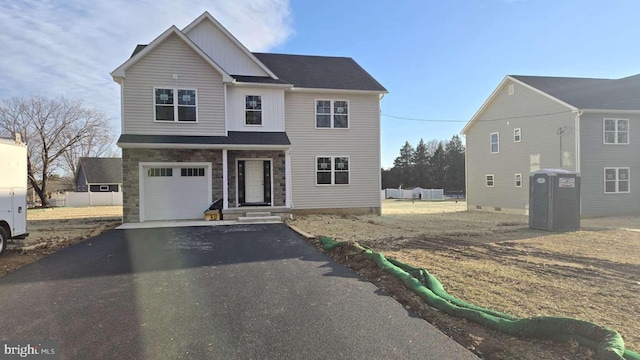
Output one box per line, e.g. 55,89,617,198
65,192,123,207
383,188,444,200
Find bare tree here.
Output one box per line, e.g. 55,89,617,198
0,96,112,206
61,121,116,176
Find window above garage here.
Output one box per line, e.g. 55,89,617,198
154,88,197,122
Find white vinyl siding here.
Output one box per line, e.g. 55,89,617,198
286,92,380,210
604,167,630,194
184,20,269,77
122,33,225,136
227,86,285,131
603,118,629,144
490,132,499,153
486,174,494,187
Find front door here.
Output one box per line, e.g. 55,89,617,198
238,160,272,206
245,160,264,203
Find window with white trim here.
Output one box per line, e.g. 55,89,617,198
603,118,629,144
604,167,630,193
514,128,521,142
154,88,197,122
515,173,522,187
316,156,350,185
99,185,109,191
245,95,262,125
316,100,349,128
147,168,173,177
486,174,494,187
490,132,499,153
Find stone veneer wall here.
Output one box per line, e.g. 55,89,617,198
121,148,223,222
227,150,286,207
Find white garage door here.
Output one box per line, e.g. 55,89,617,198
142,165,210,221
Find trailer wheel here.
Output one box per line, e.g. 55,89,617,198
0,227,7,257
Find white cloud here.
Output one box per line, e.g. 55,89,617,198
0,0,292,131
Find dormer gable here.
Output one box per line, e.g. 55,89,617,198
182,12,277,78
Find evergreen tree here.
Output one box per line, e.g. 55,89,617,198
444,135,466,194
412,139,430,187
392,141,415,187
429,142,446,188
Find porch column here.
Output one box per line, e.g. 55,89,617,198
285,148,292,208
222,149,228,209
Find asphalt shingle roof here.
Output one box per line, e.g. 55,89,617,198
79,158,122,184
512,74,640,110
117,131,291,146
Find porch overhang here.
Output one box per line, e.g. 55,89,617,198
117,131,291,150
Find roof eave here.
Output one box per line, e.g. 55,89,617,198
230,81,293,89
117,143,291,150
580,108,640,114
288,87,388,94
110,25,234,83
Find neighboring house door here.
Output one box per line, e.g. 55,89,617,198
238,160,272,206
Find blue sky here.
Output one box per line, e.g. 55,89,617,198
2,0,640,167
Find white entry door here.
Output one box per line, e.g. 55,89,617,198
244,160,264,203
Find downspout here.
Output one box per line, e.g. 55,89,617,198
573,110,583,173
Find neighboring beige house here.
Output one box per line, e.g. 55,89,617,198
462,74,640,216
111,12,387,222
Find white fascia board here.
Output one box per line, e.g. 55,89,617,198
230,81,293,89
182,11,279,80
110,26,233,83
118,143,291,150
461,76,578,135
288,87,388,95
580,108,640,114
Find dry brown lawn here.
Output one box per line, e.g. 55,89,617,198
288,199,640,354
1,206,122,276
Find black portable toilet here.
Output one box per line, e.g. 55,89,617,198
529,169,581,231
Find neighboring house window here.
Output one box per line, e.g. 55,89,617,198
515,173,522,187
530,154,540,172
147,168,173,177
245,95,262,125
181,168,205,177
490,132,499,153
154,88,197,122
514,128,521,142
603,118,629,144
486,174,494,187
604,167,630,193
316,100,349,128
99,185,109,191
316,156,350,185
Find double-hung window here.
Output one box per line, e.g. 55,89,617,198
316,156,350,185
486,174,494,187
515,173,522,187
490,132,499,153
154,88,197,122
514,128,521,142
316,100,349,128
245,95,262,125
604,167,630,193
603,118,629,144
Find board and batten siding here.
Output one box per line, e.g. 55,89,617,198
465,79,576,213
122,33,226,136
285,92,381,211
226,86,285,132
579,112,640,215
185,20,268,77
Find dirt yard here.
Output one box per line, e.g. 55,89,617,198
289,200,640,359
2,206,122,276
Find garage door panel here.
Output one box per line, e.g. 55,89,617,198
142,165,210,221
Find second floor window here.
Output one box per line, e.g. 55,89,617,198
245,95,262,125
604,118,629,144
155,88,197,122
316,100,349,128
490,132,499,153
514,128,521,142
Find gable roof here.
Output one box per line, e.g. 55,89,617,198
111,26,233,83
182,11,278,79
78,158,123,184
462,73,640,135
254,53,387,92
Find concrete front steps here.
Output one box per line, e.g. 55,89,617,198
237,211,282,223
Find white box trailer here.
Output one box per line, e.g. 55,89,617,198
0,135,28,256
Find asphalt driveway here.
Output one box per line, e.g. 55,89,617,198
0,224,476,359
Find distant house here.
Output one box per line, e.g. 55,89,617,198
462,74,640,216
75,157,123,192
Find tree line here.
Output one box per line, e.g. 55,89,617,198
0,95,116,206
382,135,465,194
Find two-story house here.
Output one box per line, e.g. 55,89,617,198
462,74,640,216
111,12,387,223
